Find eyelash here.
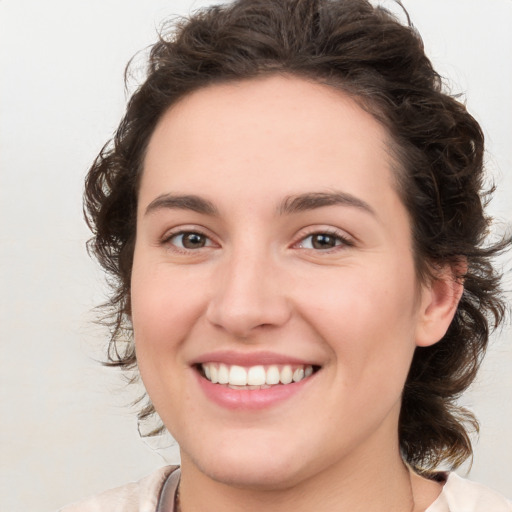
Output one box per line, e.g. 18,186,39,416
161,229,215,253
161,228,354,254
293,228,354,252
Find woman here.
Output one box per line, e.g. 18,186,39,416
61,0,511,510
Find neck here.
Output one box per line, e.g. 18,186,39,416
178,440,415,512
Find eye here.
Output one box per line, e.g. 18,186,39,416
297,231,353,250
168,231,212,250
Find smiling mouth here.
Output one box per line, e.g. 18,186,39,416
198,363,319,389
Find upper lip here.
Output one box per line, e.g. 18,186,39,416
192,350,320,367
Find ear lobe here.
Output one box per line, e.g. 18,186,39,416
415,263,465,348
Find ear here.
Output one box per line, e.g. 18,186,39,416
415,261,465,348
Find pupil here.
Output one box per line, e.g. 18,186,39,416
312,234,336,249
183,233,205,248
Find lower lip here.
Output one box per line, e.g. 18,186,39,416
195,371,315,410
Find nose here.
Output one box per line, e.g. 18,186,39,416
206,249,292,339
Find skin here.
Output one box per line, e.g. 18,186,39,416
131,75,461,511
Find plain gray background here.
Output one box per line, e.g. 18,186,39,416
1,1,511,510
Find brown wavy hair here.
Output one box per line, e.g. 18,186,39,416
84,0,510,473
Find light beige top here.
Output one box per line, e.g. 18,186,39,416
59,466,512,512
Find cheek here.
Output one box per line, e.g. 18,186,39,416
297,261,419,379
131,261,204,341
129,260,208,399
129,262,208,423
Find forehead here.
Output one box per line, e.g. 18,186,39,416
141,75,397,202
148,75,392,154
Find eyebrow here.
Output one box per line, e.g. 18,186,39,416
278,191,376,216
145,194,218,216
144,191,376,218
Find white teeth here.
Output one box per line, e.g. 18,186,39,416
210,365,218,384
247,365,266,386
218,363,229,384
201,363,316,387
292,367,304,382
280,365,293,384
229,365,247,386
266,365,280,385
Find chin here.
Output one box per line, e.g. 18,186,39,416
202,461,304,491
182,439,315,491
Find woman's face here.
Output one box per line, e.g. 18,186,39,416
131,76,443,488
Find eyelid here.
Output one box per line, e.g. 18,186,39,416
159,224,354,252
292,226,355,251
160,225,219,250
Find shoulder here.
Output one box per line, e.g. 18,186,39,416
427,473,512,512
58,466,179,512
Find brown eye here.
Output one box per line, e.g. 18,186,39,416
171,232,209,249
310,234,338,249
297,231,352,251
